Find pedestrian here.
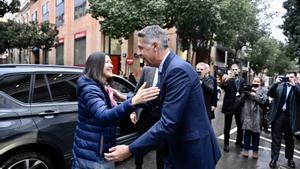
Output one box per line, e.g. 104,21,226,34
130,66,164,169
220,64,246,152
104,25,221,169
268,72,300,169
196,62,218,123
128,72,137,85
240,77,268,159
72,52,160,169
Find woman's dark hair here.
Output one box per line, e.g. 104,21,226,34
83,52,106,84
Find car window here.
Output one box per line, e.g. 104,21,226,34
46,73,80,102
32,74,52,103
0,74,31,103
110,77,135,94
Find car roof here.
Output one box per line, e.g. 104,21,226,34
0,64,84,76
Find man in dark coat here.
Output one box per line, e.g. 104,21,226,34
268,72,300,169
196,62,218,122
220,64,246,152
130,66,164,169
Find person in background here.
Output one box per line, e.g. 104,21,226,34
220,64,246,152
128,72,137,85
268,72,300,169
196,62,218,122
240,77,268,159
72,52,160,169
104,25,221,169
130,66,164,169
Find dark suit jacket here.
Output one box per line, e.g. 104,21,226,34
268,83,300,132
129,51,221,169
201,75,218,119
134,66,161,133
220,76,246,115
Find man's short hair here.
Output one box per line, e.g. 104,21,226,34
287,71,297,77
137,25,168,49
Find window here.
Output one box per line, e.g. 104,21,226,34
32,11,37,23
0,74,31,103
56,0,64,27
104,36,121,55
56,44,64,65
110,77,134,94
46,73,79,102
74,0,86,19
32,74,52,103
74,37,86,66
42,2,49,22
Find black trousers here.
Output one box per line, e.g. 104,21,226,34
271,111,294,161
224,112,243,146
134,112,164,169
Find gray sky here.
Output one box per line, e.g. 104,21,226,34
269,0,287,42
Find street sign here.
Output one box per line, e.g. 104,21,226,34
126,58,134,65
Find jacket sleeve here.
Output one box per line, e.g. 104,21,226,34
251,88,268,105
267,83,279,98
212,77,218,107
82,85,135,125
129,68,192,157
202,77,214,94
293,85,300,96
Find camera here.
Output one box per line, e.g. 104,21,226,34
242,85,252,93
279,76,289,83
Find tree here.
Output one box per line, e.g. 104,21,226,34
88,0,168,39
0,0,20,17
215,0,266,58
171,0,221,63
0,20,58,63
282,0,300,64
249,37,293,75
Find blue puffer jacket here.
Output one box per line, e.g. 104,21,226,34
72,75,134,168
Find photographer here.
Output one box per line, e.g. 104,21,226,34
268,72,300,168
240,77,268,159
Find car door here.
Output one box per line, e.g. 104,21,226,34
30,73,80,162
110,76,138,145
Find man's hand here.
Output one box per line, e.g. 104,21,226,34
104,145,131,162
289,79,296,86
130,112,137,124
211,106,216,111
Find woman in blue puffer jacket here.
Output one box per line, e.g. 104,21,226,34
72,52,160,169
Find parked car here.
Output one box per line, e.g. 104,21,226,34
0,64,137,169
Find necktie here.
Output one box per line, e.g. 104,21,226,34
278,83,287,112
235,78,240,91
156,71,162,87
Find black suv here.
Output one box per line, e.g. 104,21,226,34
0,64,137,169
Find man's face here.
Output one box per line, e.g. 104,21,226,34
287,73,296,83
137,37,157,67
231,65,240,77
196,64,206,78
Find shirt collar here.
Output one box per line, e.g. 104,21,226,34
158,50,170,73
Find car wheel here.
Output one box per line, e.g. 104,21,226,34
0,151,54,169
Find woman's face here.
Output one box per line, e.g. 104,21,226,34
102,55,114,79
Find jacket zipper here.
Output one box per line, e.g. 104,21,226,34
99,134,104,156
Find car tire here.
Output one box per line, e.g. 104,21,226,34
0,151,54,169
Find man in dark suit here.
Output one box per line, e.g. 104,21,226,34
105,25,221,169
130,66,164,169
268,72,300,169
220,64,246,152
196,62,218,122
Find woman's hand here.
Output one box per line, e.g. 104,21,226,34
130,112,137,124
111,88,126,101
131,82,160,106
